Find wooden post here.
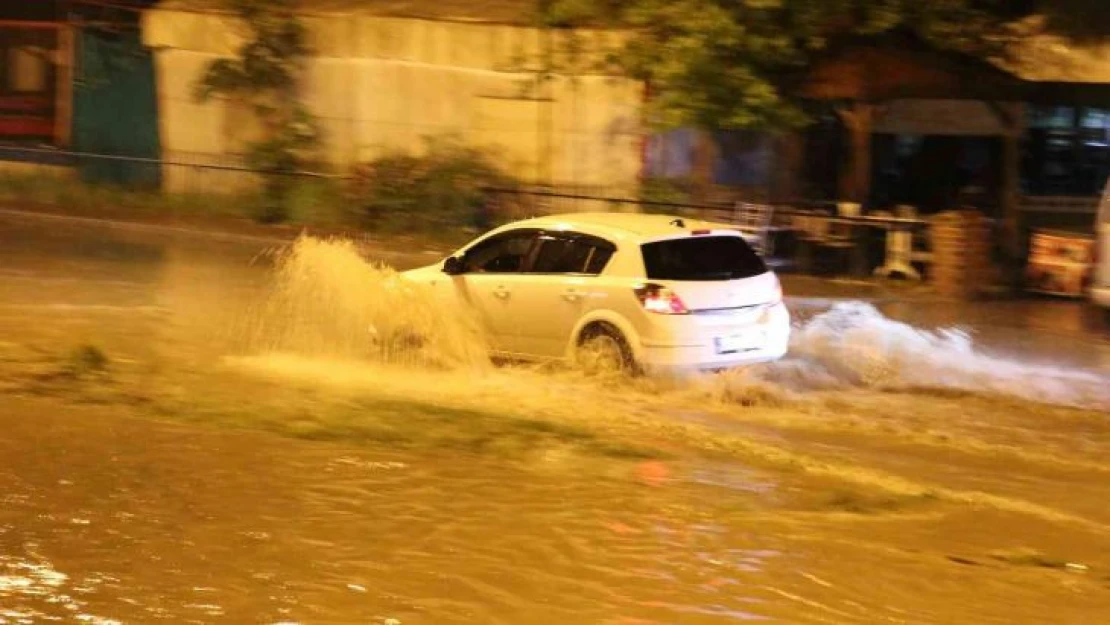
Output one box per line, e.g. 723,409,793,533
53,23,74,147
995,101,1024,290
836,102,874,203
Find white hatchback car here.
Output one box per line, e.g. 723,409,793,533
402,212,791,372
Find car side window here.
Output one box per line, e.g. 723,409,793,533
462,231,537,273
584,246,614,274
529,232,615,275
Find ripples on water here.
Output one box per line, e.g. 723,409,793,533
0,554,119,624
0,419,798,624
3,235,1108,624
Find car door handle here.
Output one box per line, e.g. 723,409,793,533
562,289,582,302
493,286,510,299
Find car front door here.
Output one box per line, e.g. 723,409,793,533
449,229,539,354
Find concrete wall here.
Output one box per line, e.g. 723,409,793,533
141,9,645,194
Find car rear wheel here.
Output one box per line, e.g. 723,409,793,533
575,324,635,376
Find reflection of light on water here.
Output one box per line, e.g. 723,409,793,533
0,556,120,625
183,602,225,616
0,559,67,595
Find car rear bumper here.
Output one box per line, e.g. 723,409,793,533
639,341,789,372
636,303,791,371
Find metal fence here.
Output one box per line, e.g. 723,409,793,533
1,145,1101,242
0,147,847,231
0,145,341,193
485,185,732,220
482,185,845,225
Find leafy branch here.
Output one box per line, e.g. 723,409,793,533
546,0,1033,131
193,0,320,221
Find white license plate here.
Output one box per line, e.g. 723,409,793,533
714,331,764,354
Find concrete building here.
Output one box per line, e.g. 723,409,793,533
140,0,644,194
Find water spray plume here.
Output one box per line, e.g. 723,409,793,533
241,236,489,370
772,302,1109,410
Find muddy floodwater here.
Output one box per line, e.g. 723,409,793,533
1,209,1109,624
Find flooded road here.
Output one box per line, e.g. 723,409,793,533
1,209,1109,624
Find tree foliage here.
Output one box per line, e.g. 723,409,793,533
547,0,1037,130
194,0,309,100
194,0,319,221
349,137,519,232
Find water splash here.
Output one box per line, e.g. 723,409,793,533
240,236,489,370
232,238,1106,411
758,301,1109,409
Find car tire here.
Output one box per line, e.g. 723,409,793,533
575,324,635,376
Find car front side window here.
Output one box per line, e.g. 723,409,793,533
462,231,537,273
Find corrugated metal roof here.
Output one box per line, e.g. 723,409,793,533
153,0,537,24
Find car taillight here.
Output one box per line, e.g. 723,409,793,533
635,283,689,315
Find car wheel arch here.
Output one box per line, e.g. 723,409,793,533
566,311,642,362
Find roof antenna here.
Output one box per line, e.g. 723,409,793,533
670,218,685,228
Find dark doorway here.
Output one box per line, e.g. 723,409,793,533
871,134,1001,216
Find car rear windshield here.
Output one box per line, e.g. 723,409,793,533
641,235,767,281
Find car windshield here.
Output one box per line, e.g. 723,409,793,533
641,235,767,281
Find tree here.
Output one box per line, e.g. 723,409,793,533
193,0,319,222
545,0,1033,132
1035,0,1110,43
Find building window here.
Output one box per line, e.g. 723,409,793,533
1023,105,1109,196
1029,105,1075,130
0,26,58,143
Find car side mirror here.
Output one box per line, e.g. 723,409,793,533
442,256,465,275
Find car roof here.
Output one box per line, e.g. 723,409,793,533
504,212,738,241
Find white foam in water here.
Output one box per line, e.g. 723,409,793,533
762,301,1109,409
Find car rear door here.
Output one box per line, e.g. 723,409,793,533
510,231,617,358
